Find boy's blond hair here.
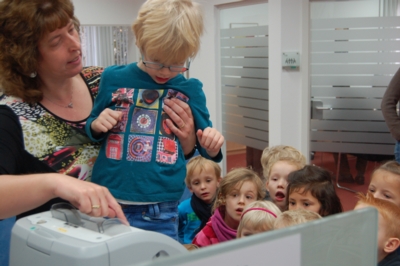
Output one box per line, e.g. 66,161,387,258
237,200,281,238
132,0,203,65
213,168,266,213
356,192,400,239
185,156,221,188
274,209,321,230
261,145,306,182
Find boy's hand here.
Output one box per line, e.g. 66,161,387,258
91,109,122,135
196,127,224,158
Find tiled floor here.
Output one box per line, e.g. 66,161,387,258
226,151,383,212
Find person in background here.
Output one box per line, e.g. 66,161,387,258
192,168,265,247
236,200,281,238
273,209,321,230
85,0,224,240
354,193,400,266
261,145,306,212
382,67,400,163
287,165,343,217
179,156,221,244
0,0,196,219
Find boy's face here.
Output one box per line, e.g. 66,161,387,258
266,161,299,211
139,55,186,84
368,169,400,208
224,181,258,229
288,188,322,215
354,203,389,262
189,165,220,204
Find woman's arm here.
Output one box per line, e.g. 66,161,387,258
0,173,127,223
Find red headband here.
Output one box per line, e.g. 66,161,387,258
241,207,277,219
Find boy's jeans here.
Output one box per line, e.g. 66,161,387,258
121,201,179,241
395,141,400,163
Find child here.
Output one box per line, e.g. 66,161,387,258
354,193,400,265
273,209,321,230
261,145,306,212
287,165,343,217
236,200,281,238
178,156,221,244
368,161,400,208
85,0,224,240
192,168,265,247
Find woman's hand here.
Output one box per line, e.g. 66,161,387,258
52,175,128,225
163,98,196,156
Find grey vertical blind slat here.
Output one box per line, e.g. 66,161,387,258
221,25,269,150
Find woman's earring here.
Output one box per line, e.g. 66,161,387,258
29,72,37,78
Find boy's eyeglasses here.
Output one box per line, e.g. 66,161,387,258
142,54,191,73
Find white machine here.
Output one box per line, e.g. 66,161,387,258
10,203,187,266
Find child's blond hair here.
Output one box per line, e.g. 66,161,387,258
237,200,281,238
261,145,306,182
185,156,221,188
356,192,400,239
372,160,400,177
274,209,321,229
132,0,203,65
213,168,266,213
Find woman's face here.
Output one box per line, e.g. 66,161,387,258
37,20,82,81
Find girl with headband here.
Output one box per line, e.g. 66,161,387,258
237,200,281,238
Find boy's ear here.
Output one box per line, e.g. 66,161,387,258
265,181,270,192
217,176,222,186
384,237,400,254
188,186,193,193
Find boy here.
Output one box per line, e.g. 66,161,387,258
85,0,224,240
354,193,400,265
178,156,221,244
261,145,306,211
368,161,400,208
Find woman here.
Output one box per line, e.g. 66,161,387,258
0,0,196,218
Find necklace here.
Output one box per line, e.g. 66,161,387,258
43,89,74,109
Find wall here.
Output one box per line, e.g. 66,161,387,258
72,0,142,25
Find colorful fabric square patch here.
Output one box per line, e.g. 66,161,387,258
165,89,189,103
159,112,175,140
136,89,163,109
111,108,129,133
156,137,178,165
106,134,123,160
127,135,153,162
112,88,134,108
130,108,158,134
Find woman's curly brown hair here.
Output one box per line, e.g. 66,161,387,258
0,0,80,103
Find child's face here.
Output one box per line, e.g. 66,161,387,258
139,55,185,84
266,161,299,211
288,188,322,215
224,181,258,229
189,165,220,204
368,169,400,208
